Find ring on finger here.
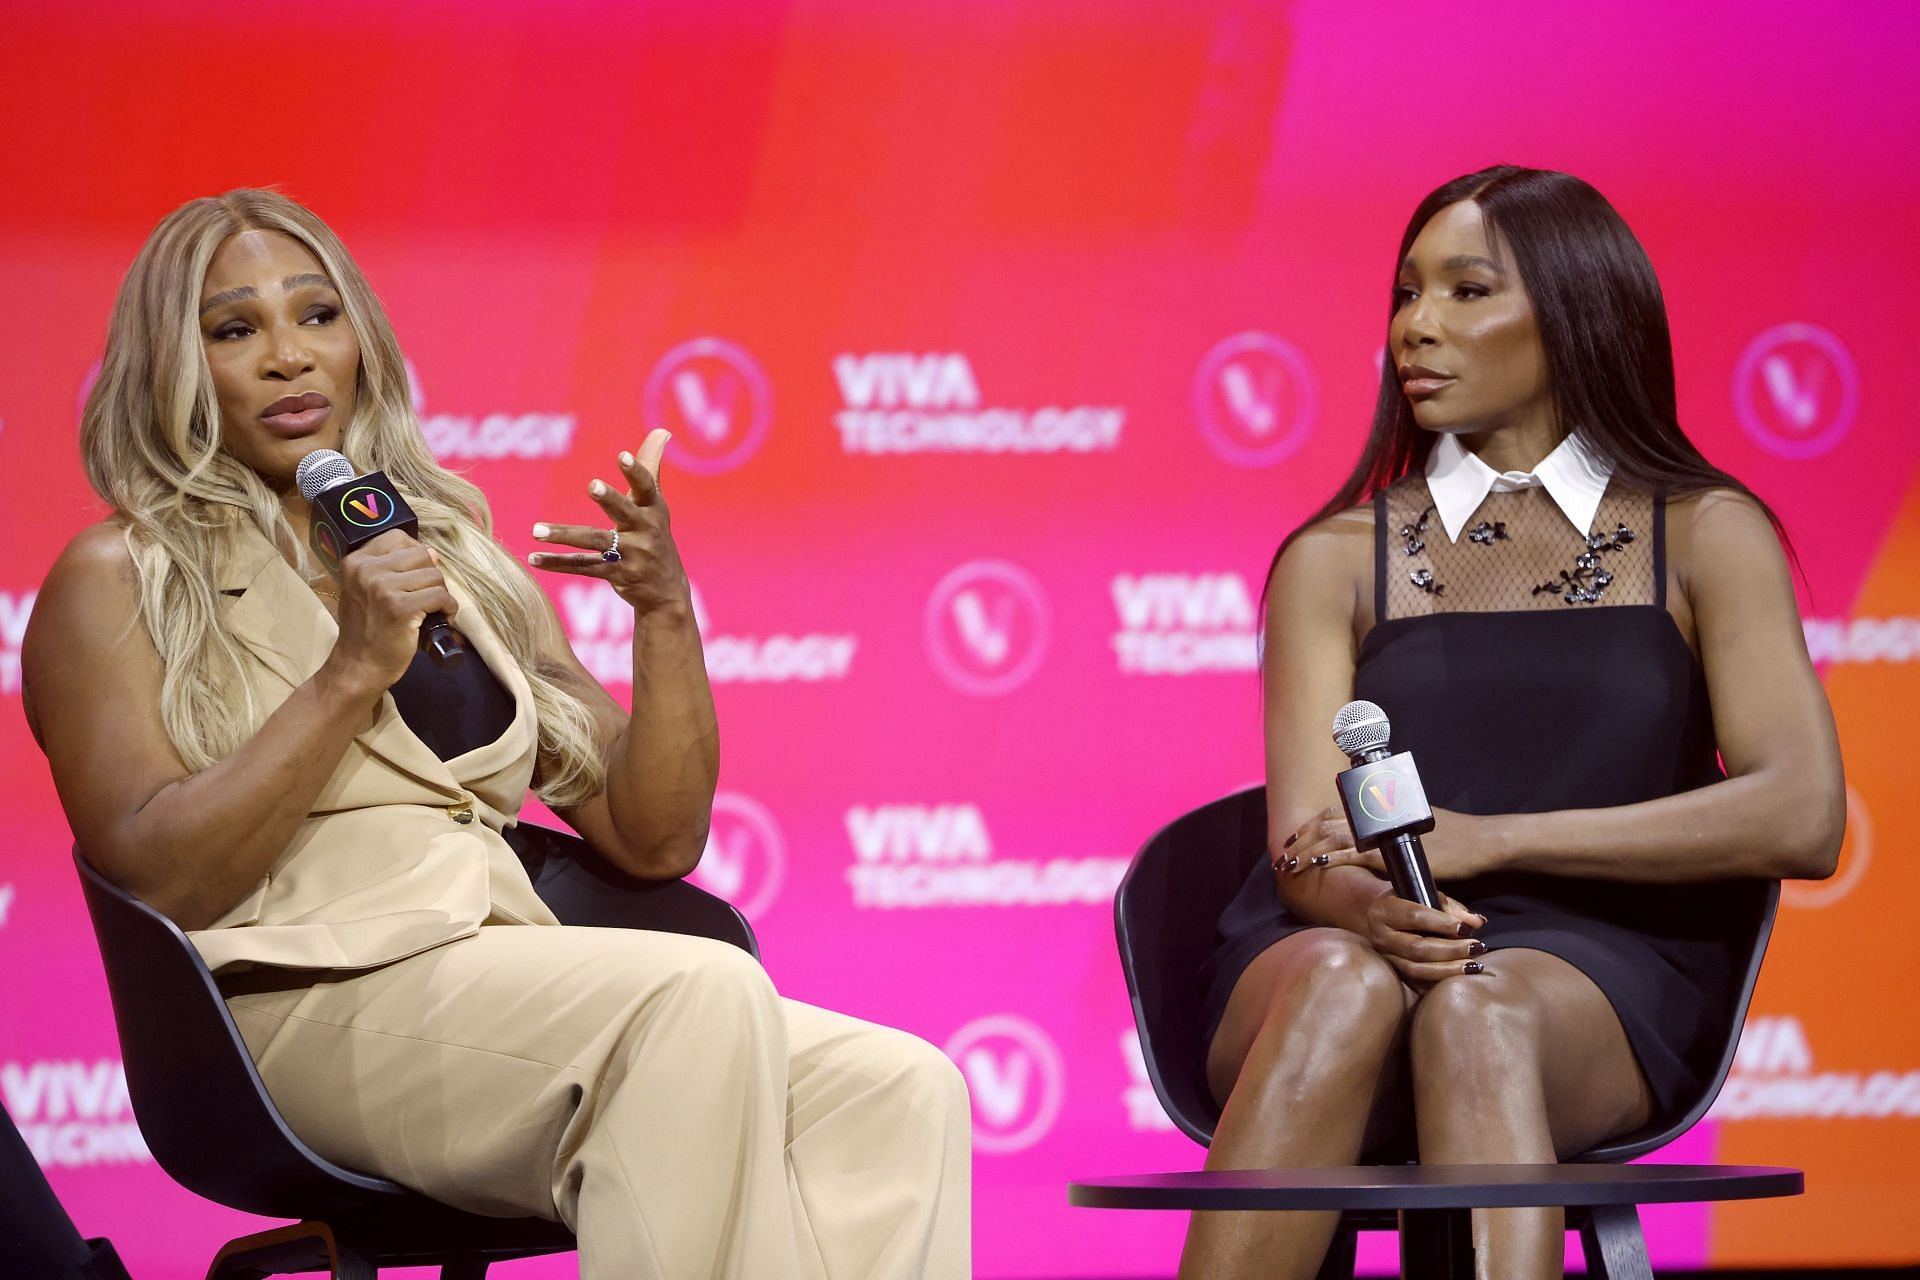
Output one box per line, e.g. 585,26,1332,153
601,529,622,563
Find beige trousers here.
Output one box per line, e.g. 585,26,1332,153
225,924,972,1280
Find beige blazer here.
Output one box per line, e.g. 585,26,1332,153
189,525,560,975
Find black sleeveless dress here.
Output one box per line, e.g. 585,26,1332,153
1199,476,1763,1125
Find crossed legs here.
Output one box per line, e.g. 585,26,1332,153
1180,929,1653,1280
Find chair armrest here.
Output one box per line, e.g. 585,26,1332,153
504,823,760,960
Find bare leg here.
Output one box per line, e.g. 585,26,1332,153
1179,929,1414,1280
1408,949,1655,1280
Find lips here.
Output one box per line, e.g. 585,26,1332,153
260,391,331,436
1398,365,1455,397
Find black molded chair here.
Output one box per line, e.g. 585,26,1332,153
1114,785,1779,1275
74,822,758,1280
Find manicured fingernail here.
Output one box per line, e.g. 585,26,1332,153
1464,961,1484,975
619,451,635,468
1283,833,1297,848
1468,940,1487,956
1475,914,1488,925
1284,856,1299,872
526,552,543,565
532,522,551,539
1456,921,1474,937
590,479,608,496
1310,853,1329,867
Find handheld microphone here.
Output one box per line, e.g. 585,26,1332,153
295,449,466,668
1331,700,1442,911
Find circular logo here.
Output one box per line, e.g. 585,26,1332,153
1782,785,1871,910
1355,766,1407,823
943,1014,1066,1155
642,338,773,475
1732,323,1860,460
1191,332,1318,467
924,560,1051,697
309,520,346,576
336,485,397,529
687,791,786,922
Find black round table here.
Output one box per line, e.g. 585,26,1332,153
1068,1163,1802,1279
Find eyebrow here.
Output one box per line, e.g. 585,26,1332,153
198,273,336,316
1400,254,1507,276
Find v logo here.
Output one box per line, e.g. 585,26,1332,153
1367,777,1398,811
953,591,1014,666
1220,361,1281,436
1761,353,1827,430
963,1047,1031,1126
673,370,737,442
346,493,383,522
697,827,752,898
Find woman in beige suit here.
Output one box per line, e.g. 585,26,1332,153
22,189,971,1280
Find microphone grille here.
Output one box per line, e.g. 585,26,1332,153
295,449,356,500
1331,700,1392,757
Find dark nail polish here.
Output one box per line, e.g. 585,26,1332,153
1468,940,1487,956
1283,834,1297,848
1456,921,1473,938
1285,856,1299,871
1464,961,1485,975
1310,853,1330,867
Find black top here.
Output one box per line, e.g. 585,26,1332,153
1200,477,1769,1125
388,638,516,760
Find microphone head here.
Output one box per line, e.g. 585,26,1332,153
295,449,356,500
1332,700,1391,758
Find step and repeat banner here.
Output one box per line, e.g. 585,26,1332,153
2,1,1916,1275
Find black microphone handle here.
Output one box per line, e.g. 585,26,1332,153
419,610,467,667
1382,830,1444,912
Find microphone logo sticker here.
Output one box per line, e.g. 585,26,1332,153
687,791,787,922
943,1014,1066,1154
642,337,773,475
337,485,396,529
1733,323,1860,460
1357,767,1405,822
1192,332,1318,468
924,560,1051,696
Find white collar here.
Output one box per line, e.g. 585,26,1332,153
1424,431,1613,542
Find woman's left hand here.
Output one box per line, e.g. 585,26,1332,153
1278,804,1505,880
526,430,692,617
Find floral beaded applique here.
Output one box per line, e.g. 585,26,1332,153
1400,506,1434,558
1466,520,1509,546
1409,568,1444,596
1533,524,1636,605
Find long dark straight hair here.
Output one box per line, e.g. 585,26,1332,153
1270,165,1785,585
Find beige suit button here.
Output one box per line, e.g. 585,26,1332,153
448,797,476,825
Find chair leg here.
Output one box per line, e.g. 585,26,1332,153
1398,1207,1474,1280
205,1221,373,1280
1578,1203,1654,1280
1314,1216,1359,1280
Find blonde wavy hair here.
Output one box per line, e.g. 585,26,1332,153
80,188,606,806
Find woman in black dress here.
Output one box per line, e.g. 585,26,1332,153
1182,167,1845,1279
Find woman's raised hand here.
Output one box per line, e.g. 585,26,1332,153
322,528,458,698
527,429,691,617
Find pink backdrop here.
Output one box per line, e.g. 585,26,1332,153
3,1,1917,1273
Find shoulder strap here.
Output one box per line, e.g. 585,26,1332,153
1653,491,1669,610
1373,489,1389,621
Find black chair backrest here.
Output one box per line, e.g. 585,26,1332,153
75,823,761,1224
72,850,411,1220
1114,785,1268,1145
1575,877,1778,1162
503,823,760,960
1115,787,1782,1164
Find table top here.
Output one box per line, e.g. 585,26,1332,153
1068,1164,1803,1212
